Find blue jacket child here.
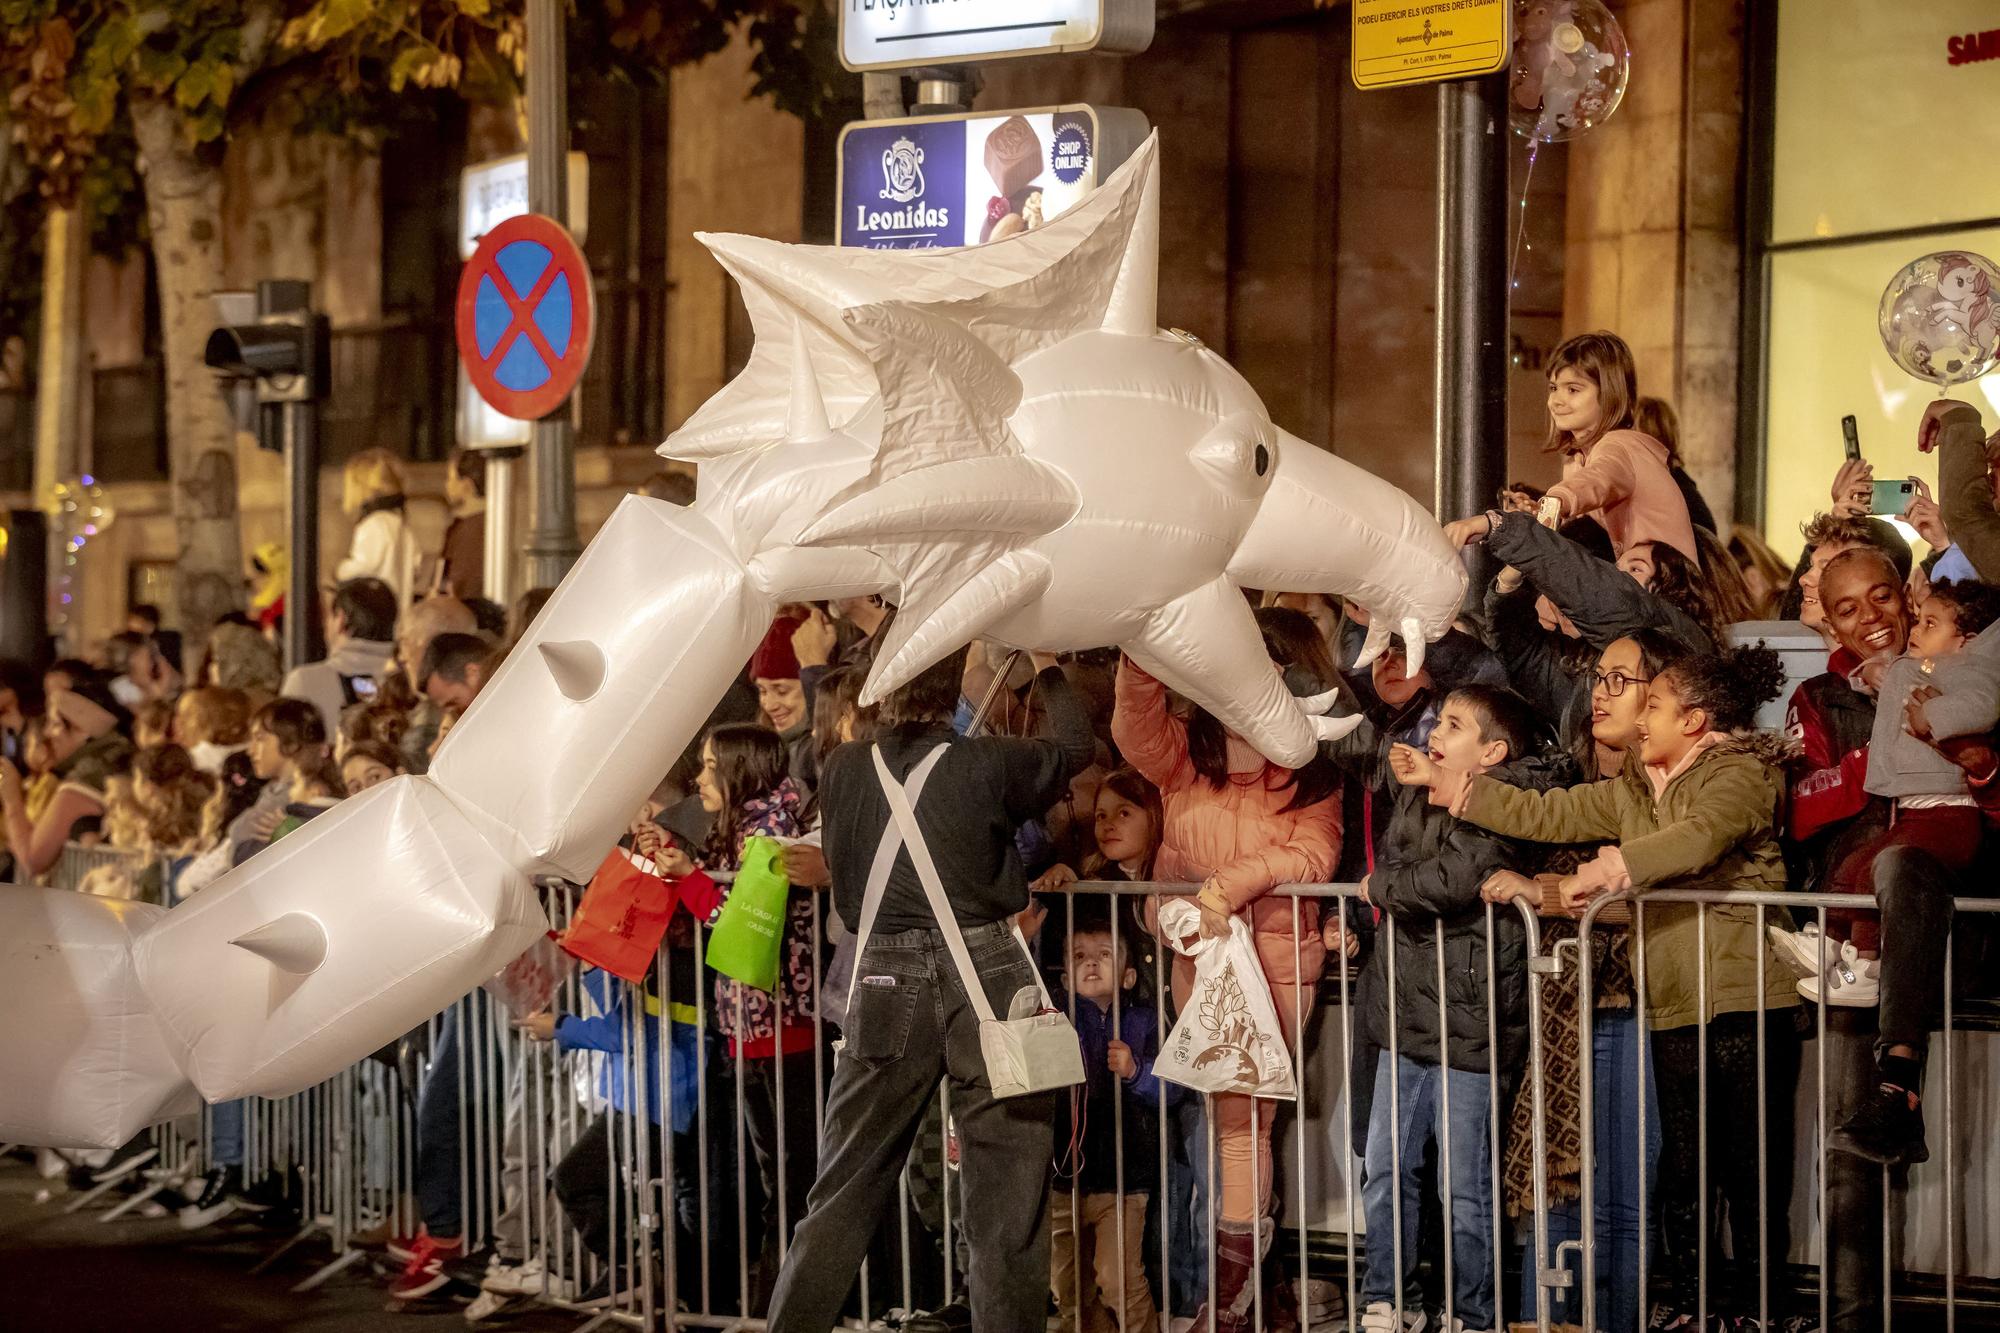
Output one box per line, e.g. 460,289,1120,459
1053,920,1180,1196
553,967,699,1136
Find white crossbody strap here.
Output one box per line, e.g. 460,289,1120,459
846,745,949,1000
863,744,1054,1023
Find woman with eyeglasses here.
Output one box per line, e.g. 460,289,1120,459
1477,628,1683,1333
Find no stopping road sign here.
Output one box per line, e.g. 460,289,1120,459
455,213,595,421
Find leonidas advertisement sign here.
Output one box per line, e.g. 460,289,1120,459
840,0,1154,72
837,106,1149,251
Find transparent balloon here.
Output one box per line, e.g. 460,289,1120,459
1509,0,1631,143
1878,251,2000,388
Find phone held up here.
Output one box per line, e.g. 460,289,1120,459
1842,414,1861,462
1871,478,1915,517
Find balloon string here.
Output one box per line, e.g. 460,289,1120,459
1508,138,1540,297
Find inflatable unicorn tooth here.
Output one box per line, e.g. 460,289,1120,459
4,133,1467,1144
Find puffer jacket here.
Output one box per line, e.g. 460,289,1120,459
1111,658,1338,988
1545,428,1699,561
1361,750,1566,1075
1457,732,1800,1031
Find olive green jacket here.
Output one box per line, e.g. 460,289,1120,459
1459,734,1799,1030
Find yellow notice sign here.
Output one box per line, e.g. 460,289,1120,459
1352,0,1511,90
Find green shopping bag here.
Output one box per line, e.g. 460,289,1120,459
704,835,792,991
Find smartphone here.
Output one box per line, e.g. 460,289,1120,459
1842,415,1861,461
1871,478,1915,516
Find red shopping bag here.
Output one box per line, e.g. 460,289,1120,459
561,848,678,983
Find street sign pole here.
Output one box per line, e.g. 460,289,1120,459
524,0,581,590
1434,73,1510,540
257,279,325,672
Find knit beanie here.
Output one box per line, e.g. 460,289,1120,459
748,613,805,683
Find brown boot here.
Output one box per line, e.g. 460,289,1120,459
1189,1221,1261,1333
1264,1271,1303,1333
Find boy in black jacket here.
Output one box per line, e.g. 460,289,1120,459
1328,685,1550,1333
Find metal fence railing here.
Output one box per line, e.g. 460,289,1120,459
35,878,2000,1333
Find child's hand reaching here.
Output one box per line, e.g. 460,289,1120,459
1106,1039,1137,1082
1388,743,1436,788
517,1012,557,1043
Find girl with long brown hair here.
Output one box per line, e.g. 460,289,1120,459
1451,331,1697,564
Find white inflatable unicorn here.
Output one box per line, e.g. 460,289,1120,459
1,135,1465,1147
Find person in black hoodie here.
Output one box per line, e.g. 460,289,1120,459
766,645,1094,1333
1347,685,1556,1333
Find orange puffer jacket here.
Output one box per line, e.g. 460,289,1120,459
1111,657,1340,988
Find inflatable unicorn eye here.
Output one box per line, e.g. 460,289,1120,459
1190,412,1278,499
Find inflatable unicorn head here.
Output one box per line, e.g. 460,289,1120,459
671,133,1466,768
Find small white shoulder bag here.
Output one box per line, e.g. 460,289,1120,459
845,744,1084,1100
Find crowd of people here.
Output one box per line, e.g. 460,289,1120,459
16,329,2000,1333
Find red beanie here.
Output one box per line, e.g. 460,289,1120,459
749,613,805,682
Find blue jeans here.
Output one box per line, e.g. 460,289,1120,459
1362,1053,1496,1329
1167,1095,1211,1316
209,1099,245,1168
416,1010,464,1237
1520,1009,1660,1333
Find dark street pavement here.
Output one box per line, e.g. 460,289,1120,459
0,1155,581,1332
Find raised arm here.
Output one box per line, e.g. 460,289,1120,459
1457,771,1624,846
1933,402,2000,582
1487,510,1709,650
1111,654,1195,792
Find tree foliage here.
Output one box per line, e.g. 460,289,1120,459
0,0,841,373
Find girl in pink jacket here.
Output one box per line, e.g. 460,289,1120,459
1453,331,1697,564
1112,656,1340,1330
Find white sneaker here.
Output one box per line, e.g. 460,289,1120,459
1799,943,1879,1007
481,1255,555,1298
1361,1301,1431,1333
1768,922,1832,979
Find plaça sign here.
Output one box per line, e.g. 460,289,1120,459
839,0,1154,72
837,105,1149,250
1351,0,1511,90
458,153,589,448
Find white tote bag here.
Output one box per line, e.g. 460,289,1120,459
846,745,1085,1101
1154,898,1297,1100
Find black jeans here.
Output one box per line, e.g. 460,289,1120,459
1650,1009,1800,1313
1874,846,1958,1067
767,920,1058,1333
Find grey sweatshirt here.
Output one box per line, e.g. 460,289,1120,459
1865,621,2000,800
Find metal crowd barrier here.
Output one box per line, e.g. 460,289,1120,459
47,840,173,902
37,879,2000,1333
1571,888,2000,1333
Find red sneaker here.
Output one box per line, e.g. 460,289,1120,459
388,1230,464,1300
